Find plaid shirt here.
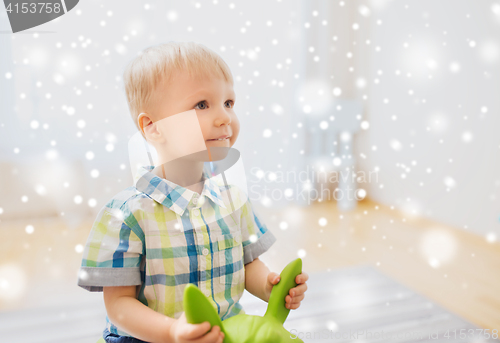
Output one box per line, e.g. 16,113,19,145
77,164,276,338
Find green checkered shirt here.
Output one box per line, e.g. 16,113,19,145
77,165,276,338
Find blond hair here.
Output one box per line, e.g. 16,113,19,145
123,41,234,134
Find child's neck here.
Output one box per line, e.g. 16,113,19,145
184,182,204,195
152,159,205,195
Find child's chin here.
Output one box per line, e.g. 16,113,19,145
203,145,232,161
205,140,231,147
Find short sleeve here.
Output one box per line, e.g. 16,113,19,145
240,198,277,265
77,205,145,292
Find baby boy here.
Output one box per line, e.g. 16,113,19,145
78,41,308,343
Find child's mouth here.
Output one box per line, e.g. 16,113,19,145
207,137,231,141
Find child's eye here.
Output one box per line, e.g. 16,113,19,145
195,101,208,110
195,100,234,110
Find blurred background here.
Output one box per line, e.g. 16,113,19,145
1,0,499,342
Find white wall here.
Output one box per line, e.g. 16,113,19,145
358,0,500,238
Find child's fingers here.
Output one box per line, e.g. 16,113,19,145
285,297,303,309
286,293,305,305
295,272,309,284
267,272,280,285
287,302,302,310
216,331,225,343
195,325,221,343
290,294,305,304
289,283,308,297
181,321,211,339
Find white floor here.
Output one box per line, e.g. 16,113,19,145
0,265,491,343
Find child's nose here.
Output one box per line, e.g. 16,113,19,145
214,109,232,126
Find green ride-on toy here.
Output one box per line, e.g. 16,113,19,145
96,258,303,342
184,258,303,343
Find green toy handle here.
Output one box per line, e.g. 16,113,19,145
264,258,302,324
183,285,225,325
183,284,234,342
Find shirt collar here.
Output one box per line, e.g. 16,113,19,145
135,165,226,216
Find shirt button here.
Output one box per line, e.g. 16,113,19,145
193,209,200,216
234,236,240,243
202,248,209,255
192,197,198,205
204,289,211,297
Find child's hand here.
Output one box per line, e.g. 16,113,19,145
168,312,224,343
285,273,309,310
265,271,309,310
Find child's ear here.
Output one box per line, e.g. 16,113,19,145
138,112,162,142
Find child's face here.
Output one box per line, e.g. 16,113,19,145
142,70,240,151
